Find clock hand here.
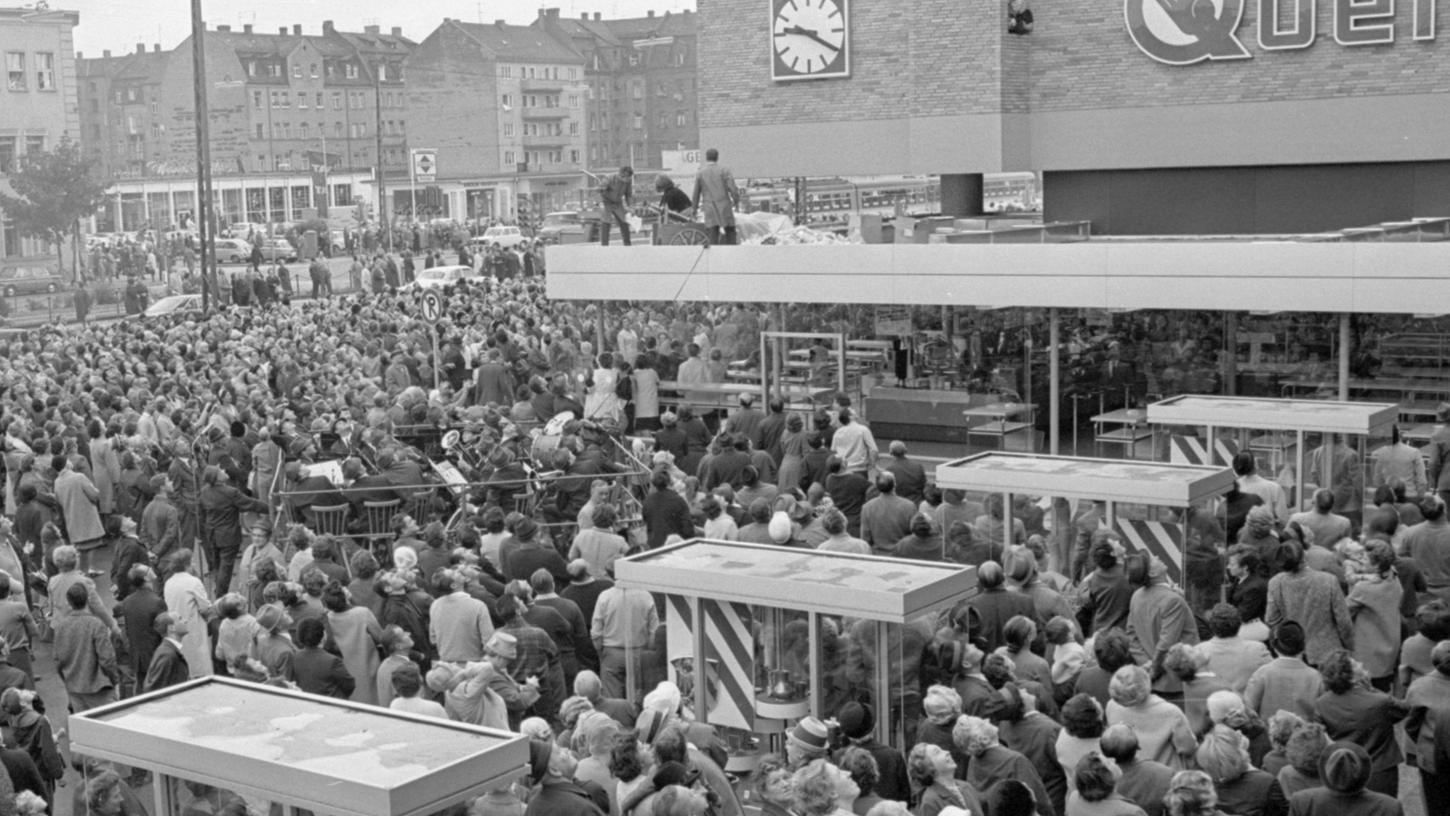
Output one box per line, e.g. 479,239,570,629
782,25,840,52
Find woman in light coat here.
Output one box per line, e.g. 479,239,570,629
54,455,104,572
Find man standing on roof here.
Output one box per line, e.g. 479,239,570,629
598,166,634,247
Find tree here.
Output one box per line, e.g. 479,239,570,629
0,135,107,281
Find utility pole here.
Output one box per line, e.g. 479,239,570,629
190,0,214,313
374,61,390,251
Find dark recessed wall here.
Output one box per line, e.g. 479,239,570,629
1045,162,1450,235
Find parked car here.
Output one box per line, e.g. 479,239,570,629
257,238,297,262
143,293,203,319
0,265,65,299
401,265,478,291
536,211,588,245
479,225,527,249
214,239,253,264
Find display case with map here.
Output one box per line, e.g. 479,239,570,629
616,539,973,761
69,678,529,816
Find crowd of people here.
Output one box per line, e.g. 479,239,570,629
0,267,1446,816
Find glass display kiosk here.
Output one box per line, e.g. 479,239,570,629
614,539,974,763
1147,395,1398,512
69,678,530,816
934,452,1235,586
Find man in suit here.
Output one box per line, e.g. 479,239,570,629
967,562,1040,652
142,613,192,693
117,564,167,692
1425,402,1450,509
692,148,740,246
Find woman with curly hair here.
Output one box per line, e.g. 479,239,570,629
747,754,796,816
907,742,983,816
837,746,885,815
1105,665,1197,770
953,716,1053,816
1277,722,1329,798
1163,771,1226,816
791,759,857,816
1313,649,1408,795
1164,644,1230,737
1076,628,1135,706
1260,711,1304,777
1195,725,1284,816
1066,753,1145,816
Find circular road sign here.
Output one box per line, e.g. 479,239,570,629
421,290,443,324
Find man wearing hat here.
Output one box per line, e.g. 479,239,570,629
833,702,911,803
252,604,297,681
524,739,607,816
785,716,832,767
483,632,539,730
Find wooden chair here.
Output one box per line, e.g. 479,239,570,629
310,503,351,538
362,498,401,564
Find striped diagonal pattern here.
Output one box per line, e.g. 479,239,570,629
1169,435,1239,467
701,600,756,731
663,595,757,731
1116,519,1184,583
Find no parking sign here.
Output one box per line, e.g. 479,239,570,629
421,290,443,324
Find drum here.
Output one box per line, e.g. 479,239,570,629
542,410,576,438
532,433,564,469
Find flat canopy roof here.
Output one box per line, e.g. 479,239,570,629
1147,394,1398,435
70,678,529,816
615,538,972,622
934,452,1235,505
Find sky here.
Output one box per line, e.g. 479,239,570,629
60,0,696,57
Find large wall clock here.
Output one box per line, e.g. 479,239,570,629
770,0,851,82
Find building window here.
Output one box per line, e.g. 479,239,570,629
315,92,323,108
568,94,579,108
398,119,405,134
504,151,514,165
629,53,640,67
344,63,358,79
6,52,24,91
569,122,579,136
500,65,511,78
269,90,279,108
632,80,643,99
503,123,513,137
25,135,43,155
252,90,263,109
282,122,292,139
254,123,264,139
570,149,579,164
113,89,122,104
501,93,512,108
334,122,344,138
269,62,282,78
298,92,308,109
34,53,54,91
675,51,686,67
332,91,342,110
676,112,687,127
378,63,388,81
0,137,14,171
633,113,642,130
246,60,257,77
568,67,578,80
310,63,318,78
292,64,302,79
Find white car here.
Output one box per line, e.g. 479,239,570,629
143,294,203,318
214,239,252,264
402,265,477,291
480,225,527,249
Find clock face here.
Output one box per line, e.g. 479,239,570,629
771,0,850,82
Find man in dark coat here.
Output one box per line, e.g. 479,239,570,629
141,612,191,693
967,561,1041,653
116,564,166,691
197,465,268,597
642,469,694,550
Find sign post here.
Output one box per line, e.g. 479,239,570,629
411,149,436,222
421,289,444,393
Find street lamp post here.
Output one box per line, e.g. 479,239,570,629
190,0,215,313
